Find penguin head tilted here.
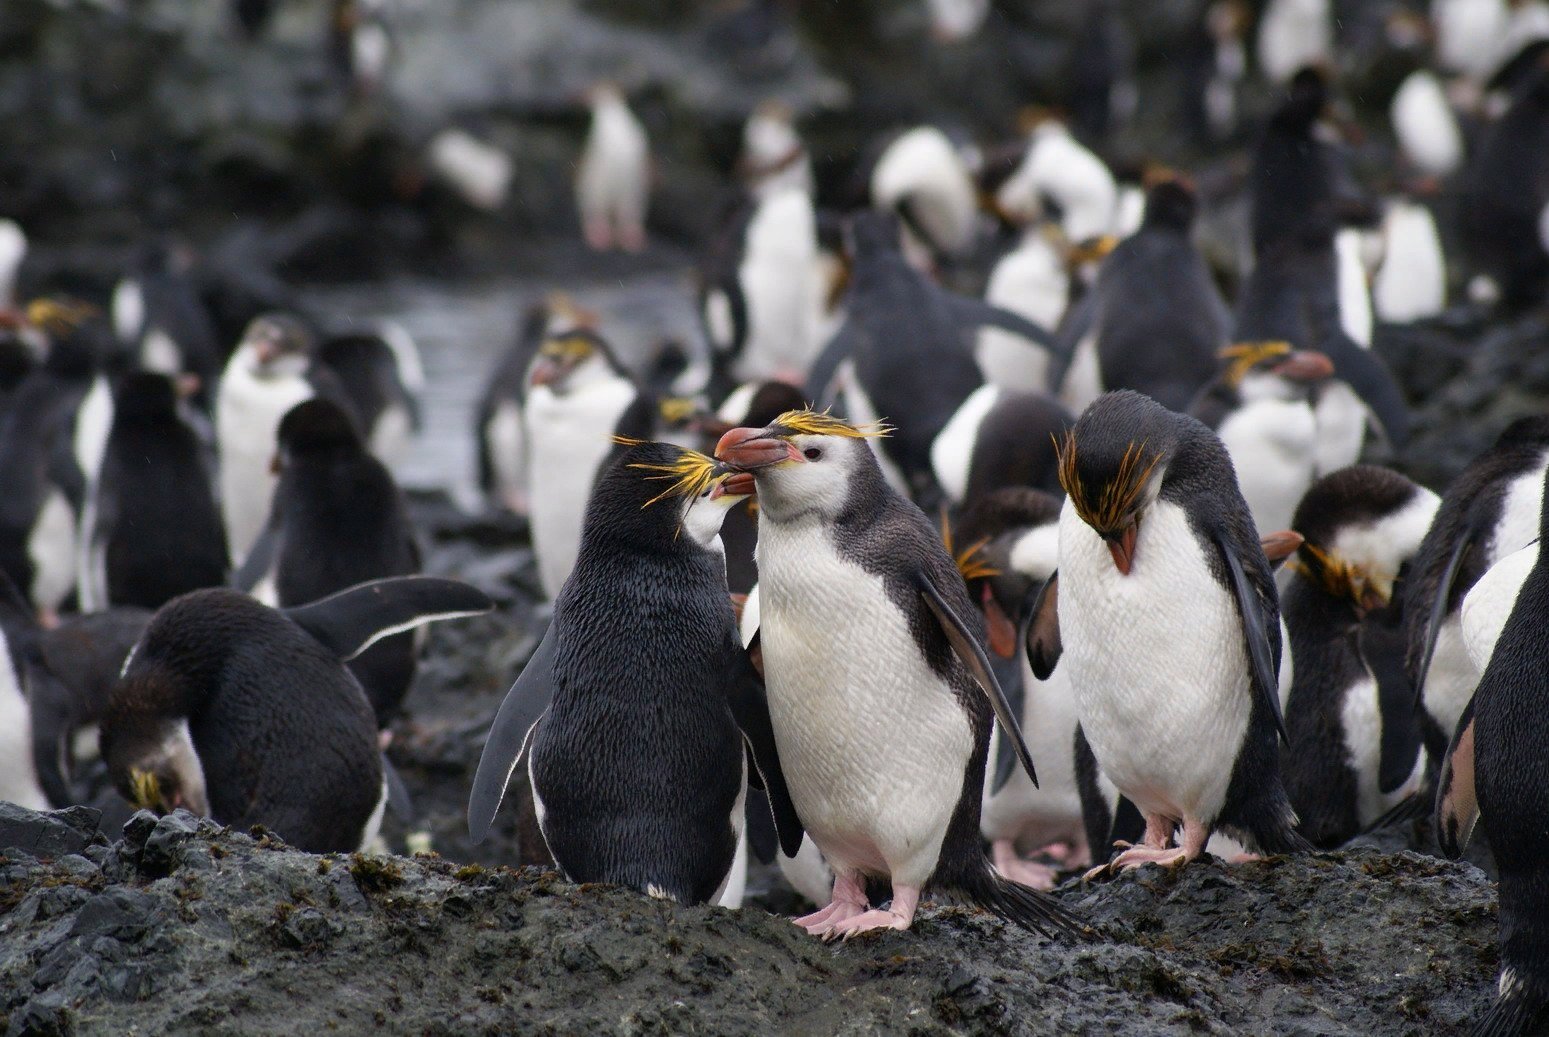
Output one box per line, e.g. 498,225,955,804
590,440,753,550
526,328,619,396
1276,66,1332,132
101,622,213,818
1217,340,1334,402
951,486,1065,656
1290,464,1439,616
712,408,892,523
239,313,313,379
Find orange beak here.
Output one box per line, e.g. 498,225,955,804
1105,520,1139,576
529,355,569,388
710,471,756,500
714,426,799,470
1273,350,1335,384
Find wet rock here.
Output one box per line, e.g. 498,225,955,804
0,804,101,860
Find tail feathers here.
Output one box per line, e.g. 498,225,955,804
1250,819,1315,856
960,866,1091,942
1225,795,1316,856
1473,972,1549,1037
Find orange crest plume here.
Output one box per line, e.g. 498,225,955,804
625,444,721,508
1293,541,1366,604
1218,340,1291,387
770,408,891,440
1056,430,1162,532
939,509,999,583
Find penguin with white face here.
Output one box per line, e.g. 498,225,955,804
739,100,812,200
1255,0,1332,86
994,119,1118,246
576,83,650,253
715,410,1083,941
102,577,491,852
524,327,653,600
869,125,981,270
1189,343,1333,535
1370,198,1448,325
1280,466,1436,847
1434,464,1549,1036
1406,416,1549,763
468,443,801,906
1029,390,1310,875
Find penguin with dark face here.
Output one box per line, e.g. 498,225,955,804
468,442,801,906
1031,390,1310,875
314,322,421,464
1436,465,1549,1036
80,372,227,612
1280,466,1436,848
102,577,490,852
241,399,421,730
111,240,222,411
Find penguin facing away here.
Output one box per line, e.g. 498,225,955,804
103,577,491,853
468,443,801,905
1279,466,1435,847
1029,390,1311,875
715,409,1084,940
1435,466,1549,1037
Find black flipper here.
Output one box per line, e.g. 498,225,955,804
1046,288,1100,391
1434,693,1479,860
1320,329,1412,449
744,787,779,864
942,293,1060,353
918,571,1039,789
382,753,413,822
727,636,804,858
1025,571,1062,681
1215,531,1289,744
1414,525,1476,709
803,321,861,407
232,522,280,594
283,576,493,661
27,668,75,808
467,625,558,844
1360,602,1424,795
989,647,1025,794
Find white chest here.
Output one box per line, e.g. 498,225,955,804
0,635,46,810
217,364,315,561
1218,398,1318,533
1338,672,1423,826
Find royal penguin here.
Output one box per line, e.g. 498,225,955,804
576,83,650,253
714,410,1083,940
1370,197,1449,324
930,387,1072,508
1279,466,1436,847
329,0,391,96
468,443,800,906
102,577,490,852
869,125,981,270
1390,68,1464,180
1434,465,1549,1037
524,326,654,600
804,211,1060,501
79,373,226,612
1029,390,1311,875
427,128,514,213
314,322,422,464
975,224,1070,393
1255,0,1332,86
1189,343,1333,534
216,314,345,568
739,100,812,200
111,241,223,408
1434,0,1510,78
1408,418,1549,755
994,117,1118,247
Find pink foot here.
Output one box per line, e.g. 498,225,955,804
992,839,1057,890
1086,815,1210,879
584,218,613,251
1032,840,1079,866
1228,852,1262,864
792,872,868,936
823,886,920,942
37,607,59,630
1108,843,1191,872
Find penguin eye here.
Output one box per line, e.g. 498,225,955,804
803,447,822,460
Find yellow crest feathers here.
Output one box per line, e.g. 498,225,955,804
770,408,891,440
1219,340,1291,387
25,298,95,336
626,445,721,508
940,510,999,583
1056,430,1162,532
128,768,162,812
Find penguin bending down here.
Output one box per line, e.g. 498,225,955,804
1030,391,1311,875
524,327,654,600
576,83,650,253
715,409,1084,940
1279,466,1435,847
930,386,1072,507
468,443,801,905
315,324,421,464
79,373,227,612
994,119,1118,246
1406,416,1549,763
1436,467,1549,1036
868,125,980,269
1189,343,1333,534
102,577,491,853
243,399,422,729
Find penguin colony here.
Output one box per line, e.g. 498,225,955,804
0,2,1547,1033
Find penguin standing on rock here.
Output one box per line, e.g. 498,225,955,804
468,443,801,905
79,373,227,612
102,577,491,853
1279,466,1435,847
715,410,1083,940
1029,391,1311,875
1436,468,1549,1037
576,83,650,253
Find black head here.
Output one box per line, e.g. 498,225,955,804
112,371,180,423
1291,465,1438,614
277,398,363,459
1493,415,1549,451
581,441,750,554
847,210,901,261
1141,179,1198,233
526,327,621,395
951,486,1064,651
1276,67,1331,131
1057,390,1184,574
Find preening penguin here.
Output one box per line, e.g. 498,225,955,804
576,83,650,253
868,125,980,269
1032,390,1310,875
994,118,1119,246
524,326,653,600
1435,467,1549,1037
930,386,1072,507
314,324,421,465
715,410,1083,940
102,577,491,852
467,443,801,905
1279,466,1435,847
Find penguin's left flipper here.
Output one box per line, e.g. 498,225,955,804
284,576,494,661
1414,519,1480,709
943,295,1058,353
918,571,1040,789
1322,329,1412,449
467,625,558,844
232,523,280,594
1216,531,1290,745
728,634,805,859
990,580,1043,794
1435,694,1479,860
1360,601,1425,795
1025,571,1061,682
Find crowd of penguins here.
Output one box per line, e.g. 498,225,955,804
0,1,1547,1033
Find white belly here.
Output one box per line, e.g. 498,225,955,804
1313,382,1367,475
1422,616,1482,736
975,239,1065,392
0,635,47,809
526,380,634,599
1060,498,1251,824
1058,331,1102,414
1462,542,1537,675
757,518,974,886
930,384,999,505
1218,399,1318,534
1339,673,1424,826
29,489,77,613
981,657,1086,844
485,400,527,512
217,367,314,565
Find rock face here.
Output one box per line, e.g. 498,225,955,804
0,804,1498,1035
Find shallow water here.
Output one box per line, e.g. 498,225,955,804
305,267,701,508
